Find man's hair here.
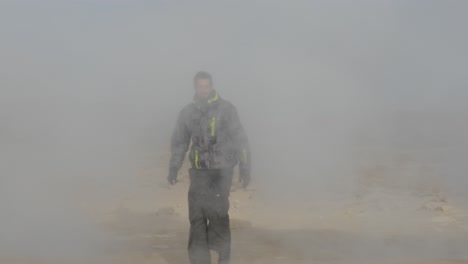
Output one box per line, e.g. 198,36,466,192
194,71,213,85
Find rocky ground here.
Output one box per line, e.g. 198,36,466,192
1,153,467,264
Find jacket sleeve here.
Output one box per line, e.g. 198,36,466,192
169,109,191,172
228,104,251,172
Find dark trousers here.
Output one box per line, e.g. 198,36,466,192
188,168,233,264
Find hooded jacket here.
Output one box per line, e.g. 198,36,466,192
169,91,251,174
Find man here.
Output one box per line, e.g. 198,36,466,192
168,71,251,264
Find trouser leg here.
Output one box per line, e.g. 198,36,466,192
206,197,231,263
188,168,233,264
206,169,232,264
188,188,210,264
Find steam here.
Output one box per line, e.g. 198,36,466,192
1,0,467,262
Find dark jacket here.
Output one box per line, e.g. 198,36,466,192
169,91,251,174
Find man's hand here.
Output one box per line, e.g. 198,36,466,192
239,167,251,189
168,167,178,185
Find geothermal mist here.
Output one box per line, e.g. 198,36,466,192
1,0,467,261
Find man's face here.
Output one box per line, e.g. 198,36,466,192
194,78,213,99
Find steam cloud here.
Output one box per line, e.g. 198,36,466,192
1,0,467,261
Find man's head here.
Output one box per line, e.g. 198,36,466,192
193,71,213,99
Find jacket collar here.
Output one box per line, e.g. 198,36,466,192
193,90,220,110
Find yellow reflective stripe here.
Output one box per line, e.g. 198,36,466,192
195,150,199,169
207,92,219,104
210,117,216,137
242,149,248,163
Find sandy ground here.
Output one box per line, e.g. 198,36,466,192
2,156,467,264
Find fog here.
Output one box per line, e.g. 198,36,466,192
1,0,467,262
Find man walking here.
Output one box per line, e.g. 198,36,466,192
168,71,251,264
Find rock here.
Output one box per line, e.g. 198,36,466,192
421,200,450,213
158,182,171,190
432,193,448,203
156,207,176,216
230,219,252,230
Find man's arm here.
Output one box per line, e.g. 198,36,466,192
228,104,251,188
168,109,191,184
